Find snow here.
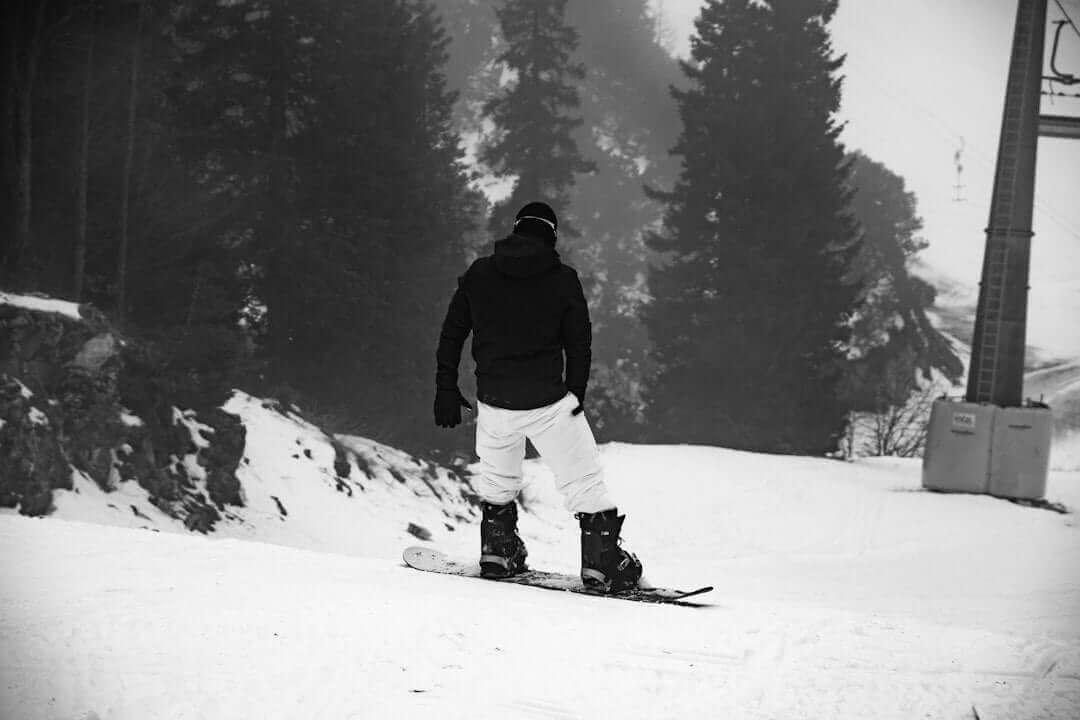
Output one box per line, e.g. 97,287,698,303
27,407,48,426
1053,432,1080,474
14,378,33,399
0,291,82,320
3,430,1080,718
180,452,206,482
119,410,144,428
201,391,479,557
172,406,212,449
51,469,176,530
33,392,479,560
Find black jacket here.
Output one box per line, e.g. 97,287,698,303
436,233,591,410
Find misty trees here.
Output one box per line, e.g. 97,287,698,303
563,0,682,439
432,0,501,102
116,1,145,322
3,0,52,275
436,0,682,440
1,0,963,461
2,0,481,451
840,151,963,456
843,152,963,394
73,1,97,301
464,0,679,439
482,0,595,239
643,0,861,454
170,0,480,442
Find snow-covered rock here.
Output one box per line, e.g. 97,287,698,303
0,292,248,527
1,290,480,551
41,390,481,556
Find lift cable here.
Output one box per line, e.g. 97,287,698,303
1054,0,1080,39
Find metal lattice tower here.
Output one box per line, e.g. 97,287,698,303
965,0,1047,406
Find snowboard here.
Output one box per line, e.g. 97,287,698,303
402,546,714,607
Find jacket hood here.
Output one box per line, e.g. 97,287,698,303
493,233,560,278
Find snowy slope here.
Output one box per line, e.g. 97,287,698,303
3,443,1080,720
1027,361,1080,472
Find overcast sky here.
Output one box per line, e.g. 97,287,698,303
653,0,1080,360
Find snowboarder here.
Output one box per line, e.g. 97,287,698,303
434,201,643,593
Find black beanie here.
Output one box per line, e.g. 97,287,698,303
513,201,558,244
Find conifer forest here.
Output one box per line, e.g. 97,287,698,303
1,0,961,458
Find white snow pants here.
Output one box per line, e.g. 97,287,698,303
474,391,616,514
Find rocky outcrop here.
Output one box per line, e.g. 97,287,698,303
0,376,70,515
0,295,245,530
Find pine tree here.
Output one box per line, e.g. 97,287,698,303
167,0,479,447
841,151,963,413
361,0,483,444
482,0,595,239
643,0,861,454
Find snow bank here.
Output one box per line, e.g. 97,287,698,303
45,391,481,560
218,391,479,558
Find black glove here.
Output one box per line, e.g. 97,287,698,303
434,388,473,428
569,388,585,417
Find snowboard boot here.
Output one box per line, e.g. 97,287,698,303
479,501,528,578
576,509,643,593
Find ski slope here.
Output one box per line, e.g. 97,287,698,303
3,440,1080,719
1027,361,1080,471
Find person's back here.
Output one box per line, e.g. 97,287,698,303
434,201,643,593
450,228,589,411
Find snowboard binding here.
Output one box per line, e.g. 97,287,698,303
479,501,528,578
576,509,643,593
